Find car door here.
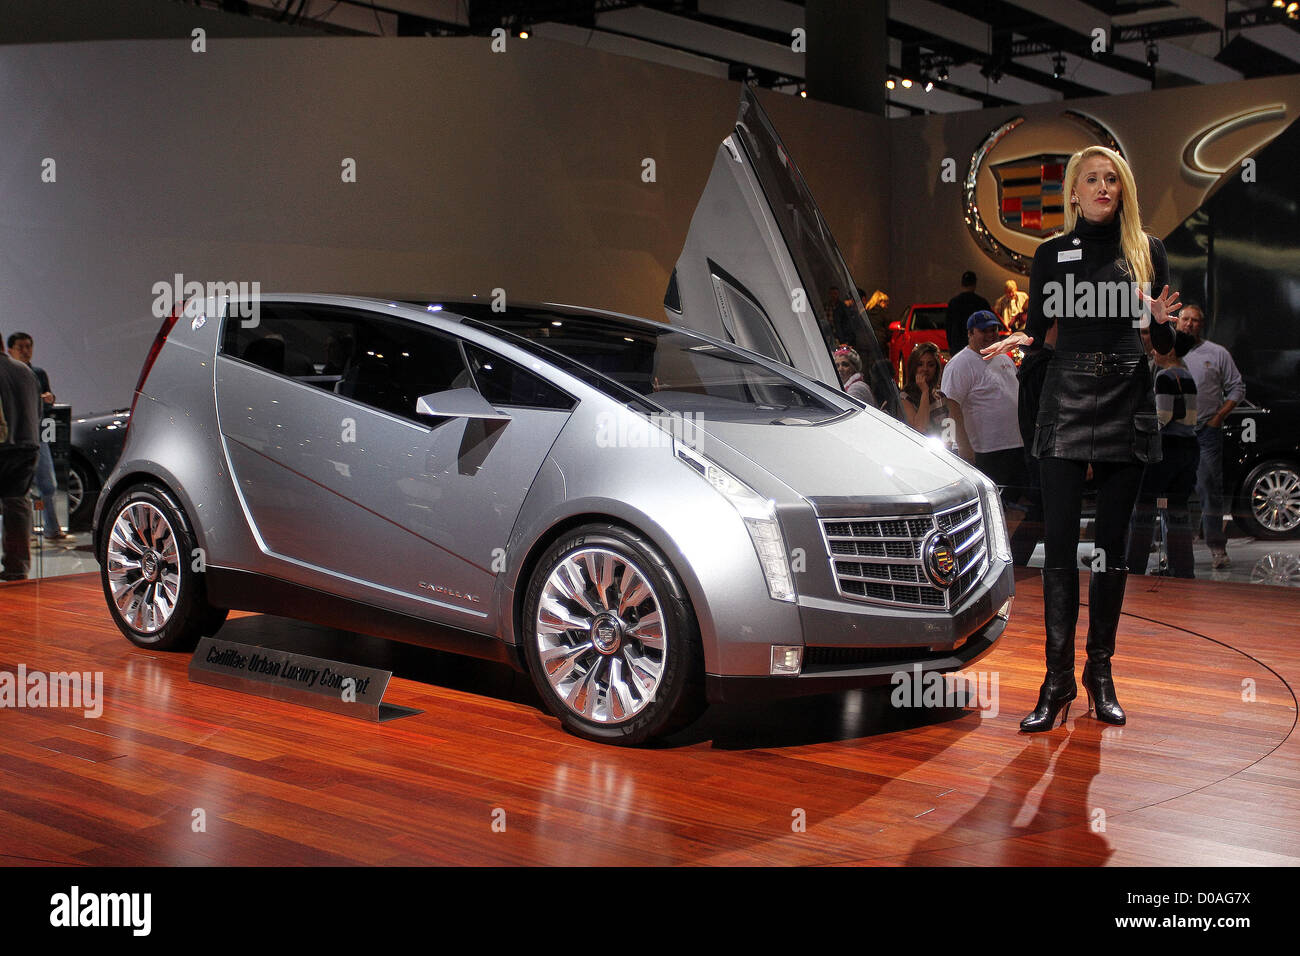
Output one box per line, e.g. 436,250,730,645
666,86,899,417
215,300,573,631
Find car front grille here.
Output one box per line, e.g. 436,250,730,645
819,499,987,610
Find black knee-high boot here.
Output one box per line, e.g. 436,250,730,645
1020,567,1079,732
1083,567,1128,724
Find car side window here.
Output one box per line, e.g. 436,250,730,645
463,343,575,411
912,309,946,331
221,303,470,425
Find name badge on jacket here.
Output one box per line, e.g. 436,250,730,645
1057,249,1083,262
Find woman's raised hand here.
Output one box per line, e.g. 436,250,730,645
1140,284,1182,325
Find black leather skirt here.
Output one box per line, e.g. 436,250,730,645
1031,350,1161,464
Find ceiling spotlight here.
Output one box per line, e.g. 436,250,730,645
924,79,934,93
519,29,529,39
900,77,913,88
1052,53,1066,79
938,63,949,81
886,77,896,90
1145,40,1158,68
799,88,807,98
1288,1,1299,14
1273,0,1284,6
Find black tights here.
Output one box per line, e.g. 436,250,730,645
1039,457,1145,570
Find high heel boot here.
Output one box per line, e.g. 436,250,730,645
1083,566,1128,724
1020,567,1079,732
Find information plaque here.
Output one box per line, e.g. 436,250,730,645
189,637,420,722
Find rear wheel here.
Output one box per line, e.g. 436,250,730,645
521,523,704,745
99,483,228,650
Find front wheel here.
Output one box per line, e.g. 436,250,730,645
1237,459,1300,540
99,483,228,650
521,523,704,745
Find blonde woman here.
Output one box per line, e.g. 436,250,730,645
981,145,1182,732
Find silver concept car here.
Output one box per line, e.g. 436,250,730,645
95,90,1015,745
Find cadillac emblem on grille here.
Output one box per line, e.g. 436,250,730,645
923,532,959,588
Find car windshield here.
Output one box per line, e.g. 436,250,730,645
443,304,845,424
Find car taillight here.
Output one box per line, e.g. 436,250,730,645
128,305,182,423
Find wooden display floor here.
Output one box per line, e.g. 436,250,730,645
1,570,1296,866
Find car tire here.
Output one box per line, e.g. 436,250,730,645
99,483,229,651
521,523,705,745
1237,458,1300,540
67,457,98,530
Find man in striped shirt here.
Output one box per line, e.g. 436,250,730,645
1127,347,1200,577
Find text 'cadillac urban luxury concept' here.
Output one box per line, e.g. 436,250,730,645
96,90,1014,744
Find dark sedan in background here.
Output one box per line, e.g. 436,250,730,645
1222,398,1300,540
67,408,130,529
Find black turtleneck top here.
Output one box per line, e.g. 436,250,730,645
1024,215,1175,357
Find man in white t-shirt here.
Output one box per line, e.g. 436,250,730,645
943,311,1035,562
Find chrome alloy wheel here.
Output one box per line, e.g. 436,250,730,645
1251,465,1300,535
534,547,666,723
66,466,84,517
106,502,181,634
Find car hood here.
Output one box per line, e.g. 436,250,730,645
697,409,973,507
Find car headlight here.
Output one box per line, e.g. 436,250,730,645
977,473,1012,563
675,439,796,602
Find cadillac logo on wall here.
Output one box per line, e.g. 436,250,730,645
964,110,1124,273
991,154,1069,237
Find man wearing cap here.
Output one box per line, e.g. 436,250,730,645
942,311,1035,562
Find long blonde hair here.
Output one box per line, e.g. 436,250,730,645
1063,145,1152,289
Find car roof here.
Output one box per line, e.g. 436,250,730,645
253,293,673,336
231,293,854,410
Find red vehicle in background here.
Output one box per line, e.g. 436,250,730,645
888,303,1022,385
888,303,949,385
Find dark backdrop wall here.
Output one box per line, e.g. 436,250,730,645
0,36,891,412
5,34,1298,415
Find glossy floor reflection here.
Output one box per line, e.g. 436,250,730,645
0,571,1296,865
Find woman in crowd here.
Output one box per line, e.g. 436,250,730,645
900,342,955,451
833,345,874,404
980,145,1182,732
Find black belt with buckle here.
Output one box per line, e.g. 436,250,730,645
1052,350,1142,375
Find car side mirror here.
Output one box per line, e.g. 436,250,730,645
415,388,512,421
